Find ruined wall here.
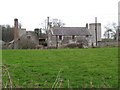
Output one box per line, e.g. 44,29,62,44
49,35,90,47
19,28,26,37
14,18,26,41
89,23,101,46
14,18,19,40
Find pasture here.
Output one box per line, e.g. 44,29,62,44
2,47,118,88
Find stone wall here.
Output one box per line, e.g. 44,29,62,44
89,23,101,46
19,28,26,37
49,35,90,47
98,41,119,47
14,19,19,40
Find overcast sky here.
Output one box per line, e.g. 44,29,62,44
0,0,119,37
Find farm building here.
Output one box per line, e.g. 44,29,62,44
48,27,91,47
2,18,102,49
2,18,39,49
47,23,101,48
14,18,26,40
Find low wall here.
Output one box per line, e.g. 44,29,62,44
98,41,119,47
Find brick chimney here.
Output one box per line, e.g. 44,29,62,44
14,18,19,40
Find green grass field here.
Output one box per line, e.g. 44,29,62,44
2,48,118,88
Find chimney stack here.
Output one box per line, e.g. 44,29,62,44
86,23,88,29
14,18,19,40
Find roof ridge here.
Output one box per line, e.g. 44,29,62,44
51,27,90,36
52,27,87,28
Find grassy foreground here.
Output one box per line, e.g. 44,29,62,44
2,48,118,88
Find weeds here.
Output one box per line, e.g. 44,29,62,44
2,64,42,88
2,64,113,88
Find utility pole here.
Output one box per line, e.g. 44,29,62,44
95,17,97,46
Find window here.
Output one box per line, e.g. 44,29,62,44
59,35,62,40
72,35,75,39
86,35,89,37
27,35,31,39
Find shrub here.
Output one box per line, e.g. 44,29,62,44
42,42,47,46
63,43,83,49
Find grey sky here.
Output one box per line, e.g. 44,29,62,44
0,0,119,37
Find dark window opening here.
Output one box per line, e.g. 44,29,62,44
86,35,89,37
39,38,46,45
27,35,31,39
72,35,75,39
59,35,62,40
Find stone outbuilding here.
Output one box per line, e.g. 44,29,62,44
48,27,92,48
47,22,102,48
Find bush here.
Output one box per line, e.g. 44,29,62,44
42,42,47,46
63,43,83,49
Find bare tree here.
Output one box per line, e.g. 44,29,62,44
104,22,117,39
52,19,65,27
40,18,65,33
2,25,14,42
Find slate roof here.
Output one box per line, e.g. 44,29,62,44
51,27,91,36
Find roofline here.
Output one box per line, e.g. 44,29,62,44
20,28,26,30
51,27,91,36
89,23,101,25
51,27,87,28
52,34,91,36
